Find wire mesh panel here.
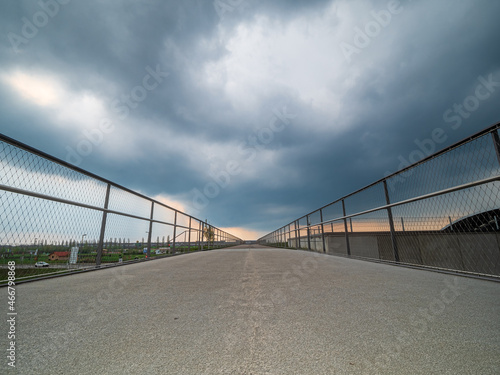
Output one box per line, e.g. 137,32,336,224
176,212,190,229
322,202,346,233
349,210,391,233
227,233,240,246
297,227,308,250
390,182,500,274
153,204,176,225
151,222,175,255
190,218,202,249
309,224,323,252
309,211,321,225
344,182,386,216
0,192,103,278
103,214,150,260
345,210,392,259
386,131,500,203
298,217,309,247
108,187,151,219
0,140,108,207
288,224,298,249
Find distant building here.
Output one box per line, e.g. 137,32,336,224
49,251,70,261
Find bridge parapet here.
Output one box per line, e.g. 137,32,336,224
259,123,500,279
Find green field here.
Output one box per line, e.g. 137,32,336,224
0,245,228,284
0,267,80,284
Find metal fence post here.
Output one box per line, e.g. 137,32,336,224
96,184,111,266
342,199,351,256
147,202,154,258
307,215,311,251
172,211,177,253
286,226,290,248
188,217,191,252
320,209,326,253
384,180,400,262
201,221,205,250
295,221,299,249
206,224,210,249
199,221,203,251
491,130,500,165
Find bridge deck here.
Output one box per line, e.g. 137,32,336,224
3,246,500,374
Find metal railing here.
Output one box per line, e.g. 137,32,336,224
258,122,500,279
0,134,242,283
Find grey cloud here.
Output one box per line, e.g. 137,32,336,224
1,0,499,237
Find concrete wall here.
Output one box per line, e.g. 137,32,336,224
289,232,500,276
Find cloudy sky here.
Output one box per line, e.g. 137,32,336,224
1,0,499,240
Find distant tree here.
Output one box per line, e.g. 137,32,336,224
204,226,215,242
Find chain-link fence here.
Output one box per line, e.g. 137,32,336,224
0,134,242,284
258,123,500,279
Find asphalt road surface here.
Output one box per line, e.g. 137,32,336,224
2,245,499,374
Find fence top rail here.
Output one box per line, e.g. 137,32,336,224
0,132,240,240
259,121,500,239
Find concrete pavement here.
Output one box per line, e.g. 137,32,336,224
2,245,500,374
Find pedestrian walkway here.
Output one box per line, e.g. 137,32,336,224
3,246,500,374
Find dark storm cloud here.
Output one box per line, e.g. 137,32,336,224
1,0,499,239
